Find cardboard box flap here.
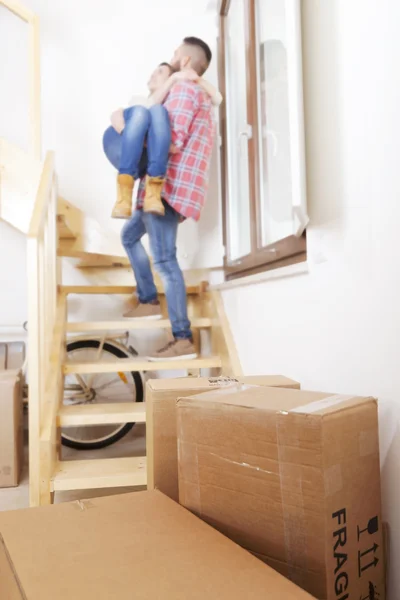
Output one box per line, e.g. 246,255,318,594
178,385,374,416
0,491,314,600
147,374,299,393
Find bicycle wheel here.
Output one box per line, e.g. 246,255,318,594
61,339,143,450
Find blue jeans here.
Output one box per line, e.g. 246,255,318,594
102,105,171,178
121,202,192,340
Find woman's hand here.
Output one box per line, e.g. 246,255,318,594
110,108,125,134
172,68,199,83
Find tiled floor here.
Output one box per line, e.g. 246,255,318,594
0,424,146,512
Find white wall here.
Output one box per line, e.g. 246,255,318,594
0,0,222,328
222,1,400,597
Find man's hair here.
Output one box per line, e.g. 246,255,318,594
182,36,212,76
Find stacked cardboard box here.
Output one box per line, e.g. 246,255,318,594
0,490,315,599
0,342,25,488
146,375,300,501
177,385,385,600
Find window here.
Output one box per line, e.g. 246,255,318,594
218,0,308,279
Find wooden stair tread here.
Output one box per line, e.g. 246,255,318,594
63,356,221,375
51,457,147,492
66,317,212,333
58,244,132,266
58,402,146,427
62,284,206,296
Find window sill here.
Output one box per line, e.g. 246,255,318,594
211,260,310,292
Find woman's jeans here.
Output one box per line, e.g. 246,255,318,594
102,104,171,178
121,201,192,340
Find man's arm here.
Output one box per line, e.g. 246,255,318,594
164,82,199,153
169,69,223,107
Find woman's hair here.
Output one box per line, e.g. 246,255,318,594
159,62,175,75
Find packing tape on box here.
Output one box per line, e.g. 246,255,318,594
275,415,308,585
72,500,96,511
275,394,360,581
208,453,275,476
323,464,343,497
289,394,355,414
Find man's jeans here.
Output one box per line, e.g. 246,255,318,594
121,202,192,340
102,104,171,178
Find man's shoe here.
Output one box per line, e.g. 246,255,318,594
143,175,165,216
147,338,197,362
112,174,134,219
123,301,162,320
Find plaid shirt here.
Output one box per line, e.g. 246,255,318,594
137,82,215,221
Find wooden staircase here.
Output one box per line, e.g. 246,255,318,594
0,136,240,505
40,281,237,503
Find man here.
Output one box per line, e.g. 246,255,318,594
121,37,215,361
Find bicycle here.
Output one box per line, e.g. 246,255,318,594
24,323,144,451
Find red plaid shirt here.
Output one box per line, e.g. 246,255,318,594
137,82,215,221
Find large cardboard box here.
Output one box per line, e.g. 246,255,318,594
177,386,385,600
146,375,300,501
0,490,315,599
0,369,23,488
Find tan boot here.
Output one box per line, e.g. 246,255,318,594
143,175,165,216
112,174,134,219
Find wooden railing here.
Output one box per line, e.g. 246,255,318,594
27,151,64,506
0,0,60,505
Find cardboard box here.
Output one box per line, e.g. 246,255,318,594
0,370,23,488
177,386,385,600
146,375,300,501
0,490,315,599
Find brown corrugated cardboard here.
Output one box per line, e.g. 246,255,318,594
146,375,300,501
0,490,315,599
177,386,385,600
0,370,23,488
